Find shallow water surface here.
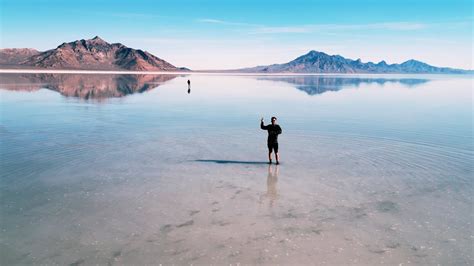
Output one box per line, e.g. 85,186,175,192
0,73,472,265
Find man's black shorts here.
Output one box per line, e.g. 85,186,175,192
268,142,279,153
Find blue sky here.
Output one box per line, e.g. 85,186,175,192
0,0,472,69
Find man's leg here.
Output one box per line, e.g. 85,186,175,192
268,143,273,164
274,143,279,164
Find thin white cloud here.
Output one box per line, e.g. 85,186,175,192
123,37,269,45
252,26,311,34
251,22,428,34
198,18,471,34
373,22,426,30
197,19,227,24
197,18,260,27
106,12,155,19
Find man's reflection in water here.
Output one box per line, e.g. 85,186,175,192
187,79,191,94
266,164,279,207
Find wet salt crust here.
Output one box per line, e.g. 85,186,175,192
0,73,472,265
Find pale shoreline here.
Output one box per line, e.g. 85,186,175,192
0,68,467,76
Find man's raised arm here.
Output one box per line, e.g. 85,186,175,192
260,118,268,130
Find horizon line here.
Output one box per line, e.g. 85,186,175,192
0,69,472,75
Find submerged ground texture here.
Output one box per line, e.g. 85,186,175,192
1,74,472,265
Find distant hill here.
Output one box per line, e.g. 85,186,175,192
239,50,470,74
0,48,40,65
0,36,186,71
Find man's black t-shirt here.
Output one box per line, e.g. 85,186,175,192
260,121,282,144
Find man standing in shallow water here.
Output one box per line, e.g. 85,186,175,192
261,117,282,164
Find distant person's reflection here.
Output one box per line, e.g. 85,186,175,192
266,164,279,207
187,79,191,94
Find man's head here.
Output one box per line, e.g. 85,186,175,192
271,116,277,125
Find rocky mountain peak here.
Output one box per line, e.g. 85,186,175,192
89,36,108,45
16,36,181,71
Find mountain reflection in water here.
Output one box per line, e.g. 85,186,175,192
257,76,429,95
0,73,431,99
0,73,180,99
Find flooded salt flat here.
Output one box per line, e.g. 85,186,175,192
0,73,472,265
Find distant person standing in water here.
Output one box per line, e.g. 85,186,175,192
187,79,191,94
261,117,282,164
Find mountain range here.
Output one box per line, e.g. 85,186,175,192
0,36,186,71
239,50,470,74
0,37,471,73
